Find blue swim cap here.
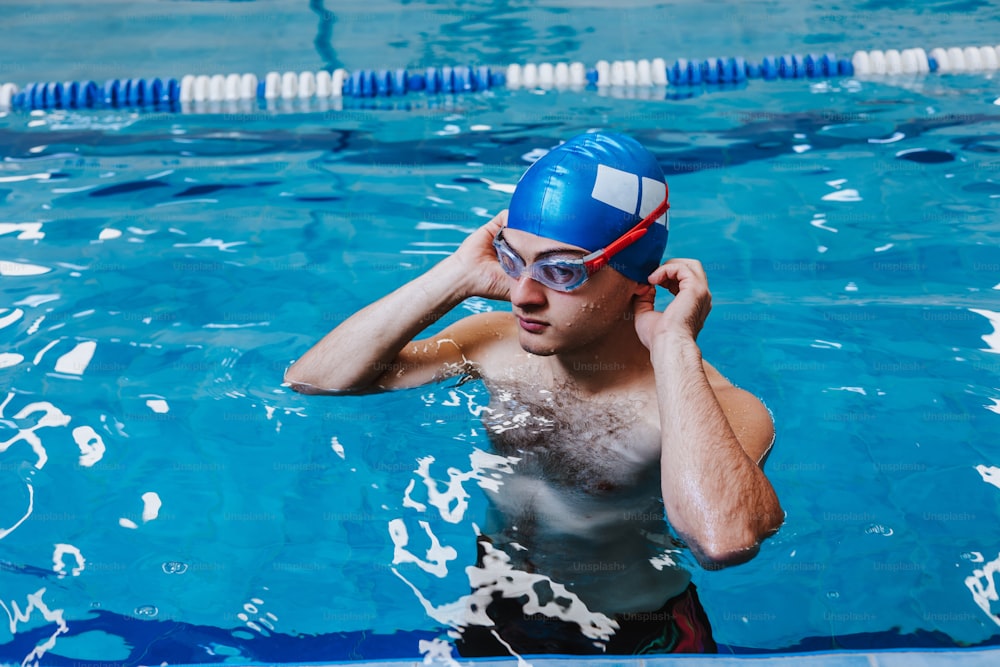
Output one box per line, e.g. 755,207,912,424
507,132,669,283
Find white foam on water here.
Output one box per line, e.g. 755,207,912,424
393,540,618,642
0,308,24,329
649,551,679,570
969,309,1000,354
809,215,838,232
14,294,59,308
0,222,45,240
72,426,106,467
142,492,162,523
0,399,72,469
330,436,345,459
480,178,517,194
976,465,1000,490
52,543,85,577
389,518,457,577
173,237,246,252
0,173,51,183
32,339,60,365
52,185,99,194
0,353,23,368
965,551,1000,628
415,221,476,233
53,341,97,375
418,638,463,667
409,456,475,524
402,480,427,512
0,396,82,539
0,588,69,665
0,260,51,276
440,387,493,418
821,188,862,202
868,132,905,144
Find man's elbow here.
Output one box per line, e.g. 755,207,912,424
284,365,331,395
286,379,322,395
695,534,764,570
695,511,785,570
283,366,377,396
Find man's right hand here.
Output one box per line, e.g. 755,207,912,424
285,209,512,394
451,209,511,302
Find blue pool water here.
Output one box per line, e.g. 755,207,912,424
2,1,1000,665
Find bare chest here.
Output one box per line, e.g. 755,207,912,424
480,380,662,495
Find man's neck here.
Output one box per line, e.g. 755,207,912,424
545,320,652,394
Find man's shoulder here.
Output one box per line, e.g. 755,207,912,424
441,310,526,378
447,310,515,338
701,360,775,464
439,310,517,357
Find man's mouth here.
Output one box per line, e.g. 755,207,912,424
516,315,549,333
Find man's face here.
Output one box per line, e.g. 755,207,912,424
499,227,641,356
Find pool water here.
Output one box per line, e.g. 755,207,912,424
2,2,1000,666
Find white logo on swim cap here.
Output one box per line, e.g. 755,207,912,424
639,177,667,227
590,164,668,227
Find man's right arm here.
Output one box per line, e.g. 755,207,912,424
284,211,510,395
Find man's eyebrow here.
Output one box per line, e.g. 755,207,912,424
506,239,587,260
537,246,587,259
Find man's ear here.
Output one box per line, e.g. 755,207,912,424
634,282,655,298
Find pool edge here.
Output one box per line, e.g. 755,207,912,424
156,645,1000,666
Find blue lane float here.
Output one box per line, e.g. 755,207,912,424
0,44,996,112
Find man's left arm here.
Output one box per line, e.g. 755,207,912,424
633,258,784,569
702,360,775,465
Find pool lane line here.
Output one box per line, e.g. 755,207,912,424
1,43,998,112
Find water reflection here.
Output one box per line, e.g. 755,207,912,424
309,0,344,71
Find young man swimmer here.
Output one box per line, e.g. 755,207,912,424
286,132,783,655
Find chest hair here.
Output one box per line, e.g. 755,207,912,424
480,376,662,496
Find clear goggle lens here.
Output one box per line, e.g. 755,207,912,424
493,231,589,292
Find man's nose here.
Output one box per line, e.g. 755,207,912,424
509,272,547,307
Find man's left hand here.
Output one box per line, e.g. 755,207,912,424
632,258,712,350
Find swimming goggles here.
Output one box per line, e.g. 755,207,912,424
492,193,670,292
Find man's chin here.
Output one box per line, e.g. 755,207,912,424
518,333,557,356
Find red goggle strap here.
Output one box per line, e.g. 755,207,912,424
584,191,670,272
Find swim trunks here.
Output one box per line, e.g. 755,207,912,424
454,581,717,656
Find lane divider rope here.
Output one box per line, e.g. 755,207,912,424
1,43,997,112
